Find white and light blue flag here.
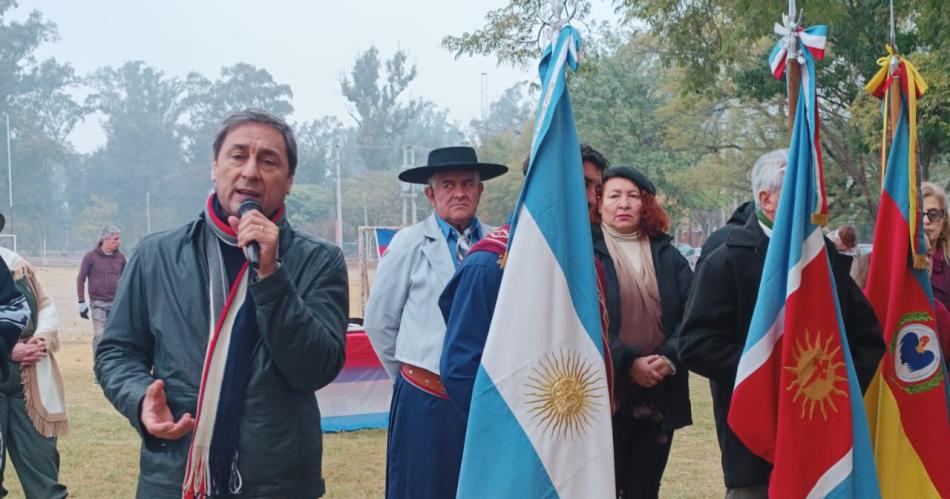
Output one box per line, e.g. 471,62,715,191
456,25,615,499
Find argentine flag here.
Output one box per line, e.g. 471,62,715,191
456,26,615,498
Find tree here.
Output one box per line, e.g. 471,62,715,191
295,116,345,186
285,183,335,240
442,0,600,68
178,63,296,219
1,2,85,252
445,0,950,226
619,0,950,219
340,47,425,170
469,82,534,145
84,61,189,242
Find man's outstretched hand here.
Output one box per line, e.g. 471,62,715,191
141,379,195,440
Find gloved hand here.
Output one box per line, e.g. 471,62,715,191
79,301,89,320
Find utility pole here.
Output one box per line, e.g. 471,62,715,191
480,73,488,121
5,113,12,233
409,147,418,225
334,144,343,246
145,190,151,233
400,147,410,226
362,191,369,227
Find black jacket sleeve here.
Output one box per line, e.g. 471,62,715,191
678,249,743,380
839,272,885,392
0,258,28,378
658,250,694,368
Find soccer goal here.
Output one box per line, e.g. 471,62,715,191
356,226,400,318
0,234,17,254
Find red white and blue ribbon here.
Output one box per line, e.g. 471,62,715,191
769,22,828,80
769,16,830,225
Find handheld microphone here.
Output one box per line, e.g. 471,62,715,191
239,199,263,269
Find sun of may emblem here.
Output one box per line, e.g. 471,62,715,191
785,329,849,421
524,349,602,440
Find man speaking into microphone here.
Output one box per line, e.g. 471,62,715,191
95,109,348,498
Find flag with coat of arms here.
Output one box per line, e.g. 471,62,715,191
862,44,950,499
727,13,880,498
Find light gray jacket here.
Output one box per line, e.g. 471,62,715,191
364,213,491,379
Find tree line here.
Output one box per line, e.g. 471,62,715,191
0,2,536,255
445,0,950,242
2,1,948,256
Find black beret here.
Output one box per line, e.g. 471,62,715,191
603,166,656,196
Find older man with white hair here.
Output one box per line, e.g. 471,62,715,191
677,149,884,499
76,224,126,354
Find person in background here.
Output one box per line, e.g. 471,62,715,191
923,182,950,311
0,245,68,499
923,233,950,369
678,149,884,499
828,224,869,288
441,144,610,419
76,225,126,355
596,166,692,499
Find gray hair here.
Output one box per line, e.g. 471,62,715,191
99,225,121,243
751,149,789,208
212,108,298,175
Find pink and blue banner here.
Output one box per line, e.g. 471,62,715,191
316,330,391,432
374,228,397,258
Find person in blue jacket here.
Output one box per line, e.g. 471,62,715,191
439,144,609,417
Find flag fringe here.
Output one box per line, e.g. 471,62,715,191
912,254,929,270
811,213,828,226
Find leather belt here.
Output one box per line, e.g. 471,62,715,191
400,364,449,399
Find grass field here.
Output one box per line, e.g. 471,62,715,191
0,265,724,498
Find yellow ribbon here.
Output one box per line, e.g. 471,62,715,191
865,45,929,269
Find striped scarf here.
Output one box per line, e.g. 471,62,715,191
183,195,283,498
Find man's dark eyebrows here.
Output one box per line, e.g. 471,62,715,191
225,143,249,153
257,146,283,159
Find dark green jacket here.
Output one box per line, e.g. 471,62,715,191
95,213,348,498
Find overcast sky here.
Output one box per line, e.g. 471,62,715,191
13,0,556,153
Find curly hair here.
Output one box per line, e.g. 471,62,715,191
639,191,671,238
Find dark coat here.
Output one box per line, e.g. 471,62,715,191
695,201,755,273
0,258,27,379
593,227,693,431
678,215,885,488
95,213,348,498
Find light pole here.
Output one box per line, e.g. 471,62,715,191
334,144,343,246
409,147,418,225
480,72,488,122
5,113,12,233
5,113,12,208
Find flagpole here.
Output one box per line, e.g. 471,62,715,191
886,0,901,145
785,0,801,138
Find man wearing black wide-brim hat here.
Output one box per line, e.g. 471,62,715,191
364,146,507,498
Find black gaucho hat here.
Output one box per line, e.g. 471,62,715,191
398,146,508,185
603,165,656,196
